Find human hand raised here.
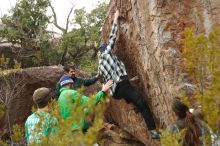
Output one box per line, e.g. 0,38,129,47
102,80,113,92
113,9,119,24
95,74,99,79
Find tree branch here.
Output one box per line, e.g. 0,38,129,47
48,1,66,34
49,2,75,65
59,45,68,65
69,46,90,62
66,5,75,32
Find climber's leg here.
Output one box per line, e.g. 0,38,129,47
113,79,156,130
124,85,156,130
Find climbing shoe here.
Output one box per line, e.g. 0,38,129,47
150,130,160,140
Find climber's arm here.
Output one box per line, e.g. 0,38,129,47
105,10,119,54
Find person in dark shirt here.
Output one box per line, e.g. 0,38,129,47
54,64,98,99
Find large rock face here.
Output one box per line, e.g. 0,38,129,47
0,66,63,135
101,0,220,145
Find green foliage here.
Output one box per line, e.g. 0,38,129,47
161,27,220,146
160,129,182,146
12,124,25,143
183,27,220,132
86,2,108,44
0,141,8,146
0,122,26,145
0,54,21,70
60,2,108,64
183,28,208,94
79,59,98,74
0,55,21,76
0,0,54,67
0,55,9,69
0,0,107,66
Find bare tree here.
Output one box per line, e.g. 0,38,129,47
49,1,75,65
0,71,26,143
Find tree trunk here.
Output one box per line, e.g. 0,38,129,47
100,0,220,145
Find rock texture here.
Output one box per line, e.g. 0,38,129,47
99,123,145,146
101,0,220,145
0,66,63,135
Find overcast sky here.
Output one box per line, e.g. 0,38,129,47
0,0,109,33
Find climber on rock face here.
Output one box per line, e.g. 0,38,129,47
97,9,160,139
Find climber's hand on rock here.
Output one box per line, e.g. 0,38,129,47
130,76,139,82
115,10,119,18
114,10,119,24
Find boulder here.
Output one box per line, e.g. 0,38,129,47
101,0,220,145
0,66,63,133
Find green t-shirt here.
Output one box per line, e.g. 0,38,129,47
25,111,58,145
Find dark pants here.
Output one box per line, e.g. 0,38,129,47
113,78,156,130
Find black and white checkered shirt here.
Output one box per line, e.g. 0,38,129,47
98,23,127,95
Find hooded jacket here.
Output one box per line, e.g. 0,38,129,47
58,87,104,131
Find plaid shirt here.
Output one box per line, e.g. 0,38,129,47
98,23,127,95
